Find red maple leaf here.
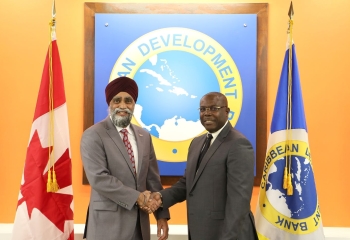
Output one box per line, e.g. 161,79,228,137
17,130,74,233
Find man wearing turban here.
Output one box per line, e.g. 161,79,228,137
81,76,169,240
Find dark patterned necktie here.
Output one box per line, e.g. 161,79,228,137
120,129,136,175
196,134,213,171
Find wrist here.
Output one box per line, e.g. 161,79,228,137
156,192,163,207
136,193,144,207
156,191,162,199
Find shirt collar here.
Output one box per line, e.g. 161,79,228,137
206,120,228,140
116,125,133,135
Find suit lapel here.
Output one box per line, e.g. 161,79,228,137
104,117,136,178
186,136,206,188
190,122,232,191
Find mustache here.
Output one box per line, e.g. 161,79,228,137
113,108,133,115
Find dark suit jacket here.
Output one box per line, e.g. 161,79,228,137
81,117,169,240
160,122,258,240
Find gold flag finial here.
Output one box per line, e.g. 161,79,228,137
52,0,56,19
50,0,56,28
287,1,294,34
288,1,294,20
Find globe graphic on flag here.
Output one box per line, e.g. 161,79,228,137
133,50,220,141
265,156,318,219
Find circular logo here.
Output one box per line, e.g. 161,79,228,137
259,139,322,234
110,27,243,162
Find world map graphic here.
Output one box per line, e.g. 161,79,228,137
133,50,220,141
265,156,317,219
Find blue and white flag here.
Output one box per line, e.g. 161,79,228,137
255,31,325,239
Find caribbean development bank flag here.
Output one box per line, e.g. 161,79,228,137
12,15,74,240
255,37,325,239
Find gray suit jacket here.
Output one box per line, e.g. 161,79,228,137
81,117,169,240
160,122,258,240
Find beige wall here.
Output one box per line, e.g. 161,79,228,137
0,0,349,227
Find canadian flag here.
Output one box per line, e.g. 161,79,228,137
12,26,74,239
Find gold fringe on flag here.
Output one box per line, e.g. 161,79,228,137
283,166,288,189
47,168,52,192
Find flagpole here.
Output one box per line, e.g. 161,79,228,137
283,1,294,196
47,0,59,193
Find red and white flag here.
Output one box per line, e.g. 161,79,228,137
12,13,74,240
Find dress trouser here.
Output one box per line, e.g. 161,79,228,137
132,209,143,240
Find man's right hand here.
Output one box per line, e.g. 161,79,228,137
138,191,163,213
137,191,152,213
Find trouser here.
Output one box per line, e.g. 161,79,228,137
132,209,143,240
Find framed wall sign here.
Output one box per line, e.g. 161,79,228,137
83,3,268,186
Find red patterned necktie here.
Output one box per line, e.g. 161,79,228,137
120,129,136,175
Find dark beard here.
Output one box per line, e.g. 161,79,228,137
110,107,133,128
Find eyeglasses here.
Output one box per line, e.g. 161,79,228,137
198,106,227,112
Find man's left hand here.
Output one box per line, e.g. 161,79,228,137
157,218,169,240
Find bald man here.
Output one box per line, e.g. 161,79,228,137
152,92,258,240
81,76,169,240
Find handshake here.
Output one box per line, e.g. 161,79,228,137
136,191,163,214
